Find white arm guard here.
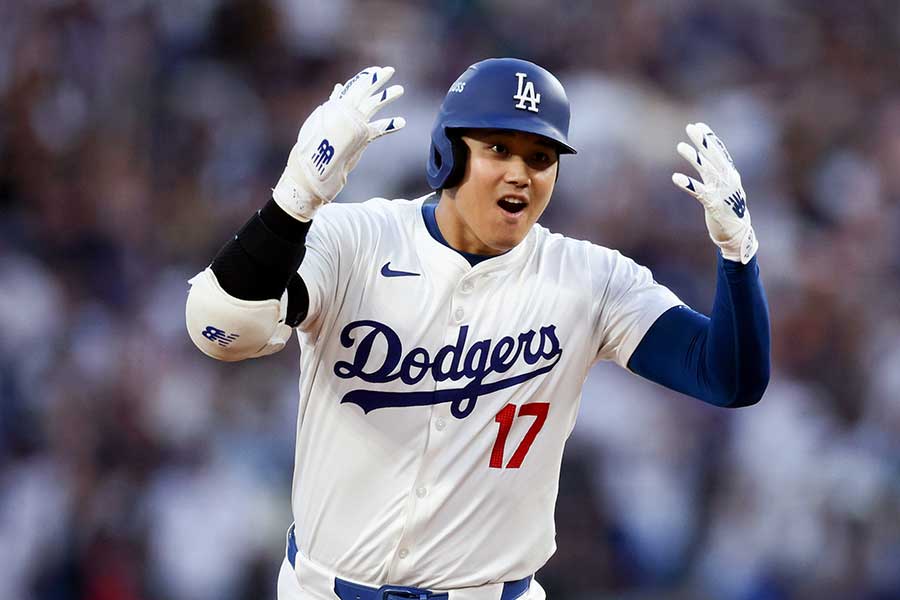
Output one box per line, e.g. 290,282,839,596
185,268,293,361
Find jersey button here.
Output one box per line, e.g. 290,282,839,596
454,308,465,322
416,486,427,498
461,281,473,293
435,418,446,431
398,548,409,559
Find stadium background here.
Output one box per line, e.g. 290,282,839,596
2,1,899,598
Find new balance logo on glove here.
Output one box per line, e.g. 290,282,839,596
312,139,335,174
724,190,746,218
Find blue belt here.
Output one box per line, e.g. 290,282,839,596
286,525,532,600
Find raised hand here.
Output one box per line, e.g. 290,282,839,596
273,66,406,221
672,122,757,264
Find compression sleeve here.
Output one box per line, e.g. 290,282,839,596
626,254,771,408
210,198,311,326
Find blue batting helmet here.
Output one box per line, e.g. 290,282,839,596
426,58,577,190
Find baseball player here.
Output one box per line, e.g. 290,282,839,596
185,59,770,600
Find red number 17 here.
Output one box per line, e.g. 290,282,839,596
489,402,550,469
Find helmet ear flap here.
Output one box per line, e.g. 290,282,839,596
440,134,469,190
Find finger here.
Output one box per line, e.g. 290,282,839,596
338,66,381,102
686,122,714,150
676,141,710,179
672,172,706,201
344,66,380,87
687,122,734,168
359,84,404,120
354,66,396,100
368,116,406,140
366,66,395,93
328,83,344,100
685,122,718,165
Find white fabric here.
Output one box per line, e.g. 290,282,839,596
277,555,546,600
184,268,292,361
672,122,758,263
286,195,682,590
273,66,406,221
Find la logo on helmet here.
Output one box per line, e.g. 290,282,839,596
513,72,541,112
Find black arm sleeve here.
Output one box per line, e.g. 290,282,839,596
210,199,311,326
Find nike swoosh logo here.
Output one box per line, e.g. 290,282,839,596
380,262,420,278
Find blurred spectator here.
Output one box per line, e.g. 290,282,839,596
2,1,899,598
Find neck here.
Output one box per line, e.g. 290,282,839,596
434,190,504,256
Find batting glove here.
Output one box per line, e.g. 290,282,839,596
273,66,406,221
672,122,758,264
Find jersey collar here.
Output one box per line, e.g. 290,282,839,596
412,194,536,275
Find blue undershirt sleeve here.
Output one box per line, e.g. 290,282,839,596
626,254,771,408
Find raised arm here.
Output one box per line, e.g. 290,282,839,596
628,123,770,407
185,66,405,361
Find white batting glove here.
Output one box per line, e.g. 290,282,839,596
672,122,758,264
273,66,406,221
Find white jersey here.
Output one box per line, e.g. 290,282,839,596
290,194,681,589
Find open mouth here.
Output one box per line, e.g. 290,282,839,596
497,197,527,214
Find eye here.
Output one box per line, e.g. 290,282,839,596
489,143,508,155
530,151,557,168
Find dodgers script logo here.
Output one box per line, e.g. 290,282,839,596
333,320,563,419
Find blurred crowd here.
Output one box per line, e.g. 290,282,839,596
2,1,899,599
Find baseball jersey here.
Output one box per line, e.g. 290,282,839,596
290,194,682,589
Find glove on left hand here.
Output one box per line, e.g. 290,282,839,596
672,122,758,264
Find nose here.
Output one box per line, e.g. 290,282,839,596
504,157,530,188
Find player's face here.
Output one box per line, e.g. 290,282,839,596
437,130,559,255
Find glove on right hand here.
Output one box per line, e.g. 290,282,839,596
273,66,405,221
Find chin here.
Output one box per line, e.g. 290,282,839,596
474,221,530,254
489,234,525,253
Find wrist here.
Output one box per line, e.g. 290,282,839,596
260,198,313,242
715,225,757,265
272,170,322,222
719,250,757,269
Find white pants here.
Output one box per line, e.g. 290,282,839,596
276,557,546,600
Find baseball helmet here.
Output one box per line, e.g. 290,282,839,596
426,58,577,190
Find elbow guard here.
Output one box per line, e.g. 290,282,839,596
185,268,293,361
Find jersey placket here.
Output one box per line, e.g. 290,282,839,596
385,266,479,582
